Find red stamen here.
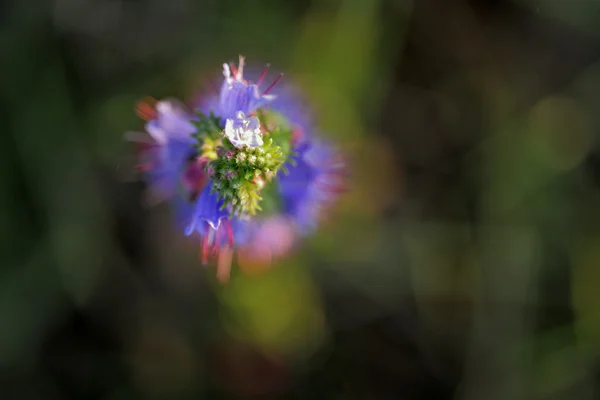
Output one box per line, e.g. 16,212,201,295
182,159,209,194
224,219,234,248
210,226,221,256
263,73,283,95
328,154,346,168
256,64,271,86
291,127,305,144
251,176,265,190
322,174,345,185
318,174,347,191
136,162,155,172
217,247,233,283
135,141,156,152
212,240,219,257
135,97,158,121
229,63,238,78
210,223,227,257
319,183,347,194
201,225,211,265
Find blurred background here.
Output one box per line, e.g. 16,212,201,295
3,0,600,398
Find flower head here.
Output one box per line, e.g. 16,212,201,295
127,56,345,282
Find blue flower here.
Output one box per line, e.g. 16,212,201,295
127,56,345,282
218,56,279,120
184,181,228,233
183,186,253,274
145,100,197,144
128,99,201,204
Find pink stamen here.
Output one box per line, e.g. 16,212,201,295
211,223,226,256
256,64,271,86
263,73,283,95
319,182,347,194
317,174,347,192
134,140,158,153
201,223,211,265
321,174,344,185
211,236,219,257
224,219,234,248
291,127,305,144
217,247,233,283
201,239,210,265
229,63,238,78
329,154,346,168
136,162,155,172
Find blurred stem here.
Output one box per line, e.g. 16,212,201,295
459,121,541,399
291,0,383,141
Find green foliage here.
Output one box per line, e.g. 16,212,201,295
259,179,285,217
256,109,296,160
191,111,224,159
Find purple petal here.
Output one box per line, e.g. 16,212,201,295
184,181,229,235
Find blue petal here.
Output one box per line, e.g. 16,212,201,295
219,81,255,118
184,181,229,236
218,80,274,121
277,139,342,235
264,85,314,144
146,138,195,195
278,151,315,218
228,217,255,247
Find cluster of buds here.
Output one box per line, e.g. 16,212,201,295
208,135,287,217
188,110,289,218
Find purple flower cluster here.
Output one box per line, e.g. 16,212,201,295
128,56,345,282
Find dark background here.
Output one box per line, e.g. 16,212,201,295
3,0,600,398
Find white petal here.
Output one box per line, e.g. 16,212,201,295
224,118,234,133
248,134,264,148
237,55,245,80
246,116,260,131
223,63,231,79
262,94,277,102
145,121,167,144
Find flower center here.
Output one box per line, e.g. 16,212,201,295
191,109,295,218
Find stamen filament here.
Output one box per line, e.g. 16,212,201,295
224,219,234,247
236,55,245,80
256,64,271,86
229,63,238,79
136,162,155,172
217,247,233,283
263,73,283,95
201,234,210,265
